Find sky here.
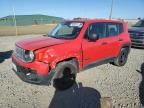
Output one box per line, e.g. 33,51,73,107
0,0,144,19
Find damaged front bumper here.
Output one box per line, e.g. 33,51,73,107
12,59,55,85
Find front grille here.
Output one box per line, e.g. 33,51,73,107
131,39,144,43
129,32,144,47
129,32,144,39
14,46,25,61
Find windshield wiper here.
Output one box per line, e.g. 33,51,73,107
48,35,74,40
48,35,59,39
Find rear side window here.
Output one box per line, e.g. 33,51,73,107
85,23,106,39
106,23,124,37
107,23,119,37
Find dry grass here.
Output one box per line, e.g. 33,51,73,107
0,24,56,36
0,23,134,36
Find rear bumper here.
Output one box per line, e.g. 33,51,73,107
12,54,54,85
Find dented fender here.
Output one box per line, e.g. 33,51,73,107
38,48,83,70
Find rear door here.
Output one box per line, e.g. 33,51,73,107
105,22,124,57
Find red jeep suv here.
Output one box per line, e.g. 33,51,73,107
12,19,131,90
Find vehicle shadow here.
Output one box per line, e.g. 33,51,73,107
137,63,144,106
0,50,13,63
48,82,101,108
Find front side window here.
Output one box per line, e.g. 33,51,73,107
85,23,106,39
48,22,84,39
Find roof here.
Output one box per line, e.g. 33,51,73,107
65,19,124,23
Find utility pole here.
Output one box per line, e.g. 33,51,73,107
109,0,114,19
12,6,18,36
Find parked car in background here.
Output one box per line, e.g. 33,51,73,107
128,19,144,48
12,19,131,90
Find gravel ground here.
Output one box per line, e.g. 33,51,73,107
0,35,144,108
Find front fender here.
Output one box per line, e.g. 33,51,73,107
42,48,82,70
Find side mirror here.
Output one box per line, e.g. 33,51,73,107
88,33,99,41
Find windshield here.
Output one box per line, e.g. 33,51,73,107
133,20,144,27
48,21,83,39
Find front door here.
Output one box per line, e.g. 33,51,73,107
82,22,110,66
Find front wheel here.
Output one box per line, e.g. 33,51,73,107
52,61,77,90
113,48,129,66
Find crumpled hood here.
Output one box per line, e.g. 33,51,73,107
16,36,65,50
128,27,144,33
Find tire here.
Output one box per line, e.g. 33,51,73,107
113,48,129,66
52,61,77,90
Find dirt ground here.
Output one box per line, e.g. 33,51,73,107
0,24,56,36
0,35,144,108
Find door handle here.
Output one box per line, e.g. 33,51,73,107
118,39,123,41
101,42,108,45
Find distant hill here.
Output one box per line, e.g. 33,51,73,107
0,14,64,26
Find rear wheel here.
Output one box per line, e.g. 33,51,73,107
113,48,129,66
53,61,77,90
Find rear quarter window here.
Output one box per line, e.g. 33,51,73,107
118,23,124,34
